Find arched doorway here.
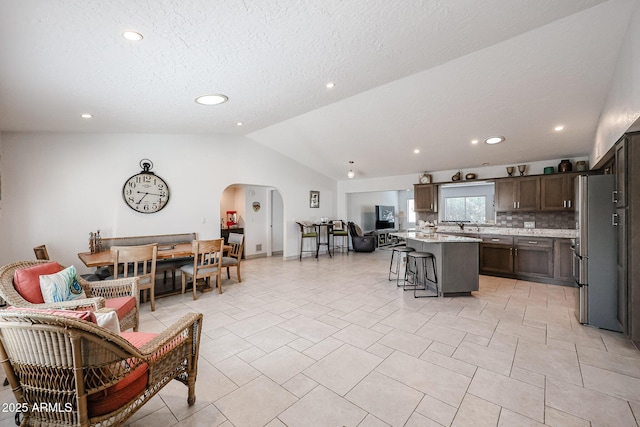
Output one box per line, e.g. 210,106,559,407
220,184,284,259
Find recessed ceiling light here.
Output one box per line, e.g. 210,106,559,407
195,94,228,105
326,82,335,89
485,136,505,145
122,31,143,41
236,122,243,126
471,139,479,144
81,114,93,119
554,125,565,131
414,149,420,154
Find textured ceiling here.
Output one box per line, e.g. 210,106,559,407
0,0,635,179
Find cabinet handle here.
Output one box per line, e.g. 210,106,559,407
527,241,538,244
510,247,513,254
568,200,572,208
513,202,517,209
613,190,618,203
491,238,500,242
430,203,433,210
563,200,566,208
612,213,619,226
515,248,518,256
517,202,520,209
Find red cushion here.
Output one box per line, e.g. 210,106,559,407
104,296,136,320
87,364,149,418
5,306,97,324
87,331,158,418
121,331,157,348
13,262,62,303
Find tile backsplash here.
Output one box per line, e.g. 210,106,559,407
416,211,575,229
495,211,575,229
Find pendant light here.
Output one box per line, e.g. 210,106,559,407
347,161,355,179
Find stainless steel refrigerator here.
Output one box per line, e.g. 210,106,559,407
573,174,621,331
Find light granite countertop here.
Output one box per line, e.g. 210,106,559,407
391,231,482,243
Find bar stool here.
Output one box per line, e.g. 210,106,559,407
330,220,349,254
404,251,438,298
388,246,415,287
296,221,318,261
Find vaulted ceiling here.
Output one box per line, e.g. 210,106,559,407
0,0,635,179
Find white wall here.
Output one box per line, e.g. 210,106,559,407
241,185,268,257
592,0,640,164
270,189,284,253
346,191,398,232
0,133,336,270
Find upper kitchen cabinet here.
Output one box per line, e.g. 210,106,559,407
414,184,438,212
540,173,577,211
494,177,540,211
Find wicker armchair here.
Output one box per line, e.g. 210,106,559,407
0,260,140,332
0,310,202,427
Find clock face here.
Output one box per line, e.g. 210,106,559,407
122,173,170,213
419,174,431,184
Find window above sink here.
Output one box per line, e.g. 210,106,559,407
439,181,495,225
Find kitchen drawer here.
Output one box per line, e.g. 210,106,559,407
514,237,553,247
481,235,513,245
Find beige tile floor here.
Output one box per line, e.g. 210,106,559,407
2,250,640,426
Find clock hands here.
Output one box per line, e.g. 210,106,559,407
135,192,148,205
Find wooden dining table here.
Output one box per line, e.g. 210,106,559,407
77,242,232,295
77,242,207,268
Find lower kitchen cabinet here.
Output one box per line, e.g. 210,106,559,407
479,236,513,275
553,238,574,284
513,237,553,279
479,235,572,285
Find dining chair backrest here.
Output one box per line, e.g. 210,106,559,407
186,239,224,296
227,233,244,259
192,239,224,274
111,243,158,311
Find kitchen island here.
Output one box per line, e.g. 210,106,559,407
391,232,482,296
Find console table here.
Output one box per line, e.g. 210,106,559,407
373,229,399,247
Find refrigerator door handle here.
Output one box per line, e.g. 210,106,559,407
612,213,619,226
612,190,618,203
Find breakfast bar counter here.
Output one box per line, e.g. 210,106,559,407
391,232,481,296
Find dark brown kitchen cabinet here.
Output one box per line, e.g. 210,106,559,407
494,177,540,211
414,184,438,212
479,235,513,275
615,138,627,208
541,174,577,211
616,207,627,332
480,235,557,281
553,238,574,284
514,237,554,279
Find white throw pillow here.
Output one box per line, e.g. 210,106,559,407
39,265,87,303
94,310,121,335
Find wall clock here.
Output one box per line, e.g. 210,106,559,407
122,159,170,213
419,173,432,184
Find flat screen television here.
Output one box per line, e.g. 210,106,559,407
375,205,395,229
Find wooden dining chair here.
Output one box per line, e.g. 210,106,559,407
180,239,224,299
110,244,158,311
222,233,244,283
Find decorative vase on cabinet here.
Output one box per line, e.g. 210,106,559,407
558,159,572,173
